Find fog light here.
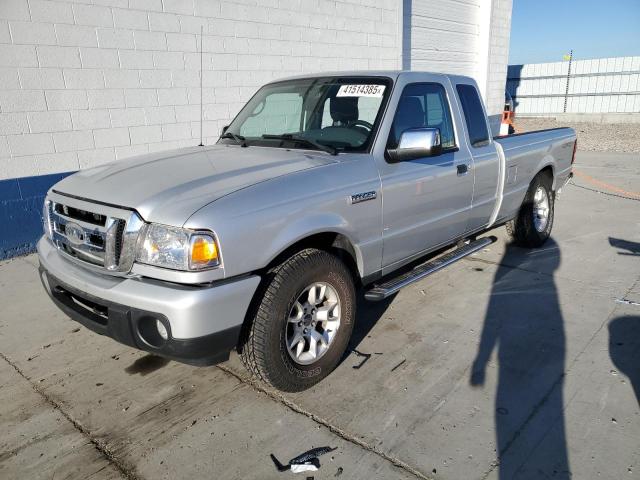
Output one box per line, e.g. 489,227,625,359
156,320,168,340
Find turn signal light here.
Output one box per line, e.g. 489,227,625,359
189,234,220,269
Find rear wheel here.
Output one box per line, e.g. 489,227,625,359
506,172,554,248
240,248,355,392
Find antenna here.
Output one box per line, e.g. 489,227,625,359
199,24,204,146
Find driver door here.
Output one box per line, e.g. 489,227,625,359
378,81,474,271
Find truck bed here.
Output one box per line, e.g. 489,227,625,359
493,127,576,223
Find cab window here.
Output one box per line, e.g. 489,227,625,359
388,83,456,150
456,84,490,147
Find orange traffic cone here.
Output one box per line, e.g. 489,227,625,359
499,108,515,136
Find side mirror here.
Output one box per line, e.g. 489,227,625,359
221,125,229,135
387,127,442,162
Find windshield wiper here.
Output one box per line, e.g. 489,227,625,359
262,134,338,156
220,131,247,147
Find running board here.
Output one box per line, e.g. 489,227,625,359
364,236,497,301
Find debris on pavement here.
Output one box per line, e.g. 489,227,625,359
390,359,406,372
334,466,344,477
270,446,337,473
615,298,640,306
351,349,383,369
290,460,319,473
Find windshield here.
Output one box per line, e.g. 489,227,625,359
219,76,392,153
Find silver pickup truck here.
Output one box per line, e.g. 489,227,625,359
38,71,576,391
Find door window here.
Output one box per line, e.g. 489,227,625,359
388,83,456,150
455,84,490,147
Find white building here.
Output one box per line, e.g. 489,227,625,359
0,0,512,258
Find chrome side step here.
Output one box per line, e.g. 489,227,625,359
364,236,497,301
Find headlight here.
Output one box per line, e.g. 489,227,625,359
135,224,221,271
43,199,52,239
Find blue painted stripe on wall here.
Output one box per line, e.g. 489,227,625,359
0,171,75,260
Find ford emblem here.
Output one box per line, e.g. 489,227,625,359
65,222,85,246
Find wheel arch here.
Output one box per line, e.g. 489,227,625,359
262,231,362,287
535,162,555,189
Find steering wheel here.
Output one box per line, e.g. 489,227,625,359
349,120,374,131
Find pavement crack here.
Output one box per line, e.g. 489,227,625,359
0,351,141,480
217,363,433,480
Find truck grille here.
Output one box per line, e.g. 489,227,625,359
46,191,144,273
53,203,106,226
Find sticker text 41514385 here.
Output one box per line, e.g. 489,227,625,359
336,84,386,98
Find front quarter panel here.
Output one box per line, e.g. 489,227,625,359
184,154,383,279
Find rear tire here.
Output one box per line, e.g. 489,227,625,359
240,248,355,392
506,172,554,248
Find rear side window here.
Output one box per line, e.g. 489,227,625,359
456,84,490,147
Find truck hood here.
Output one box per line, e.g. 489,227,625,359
52,145,337,226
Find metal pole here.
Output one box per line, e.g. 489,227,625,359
563,49,573,113
199,24,204,146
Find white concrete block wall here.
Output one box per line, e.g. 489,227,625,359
405,0,480,75
484,0,512,118
404,0,512,123
0,0,402,180
1,0,515,181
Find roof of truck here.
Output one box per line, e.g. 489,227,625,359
271,70,476,85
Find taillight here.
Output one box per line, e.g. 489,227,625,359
571,140,577,165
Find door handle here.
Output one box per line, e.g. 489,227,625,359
457,164,469,176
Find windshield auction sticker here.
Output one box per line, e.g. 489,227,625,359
337,84,386,98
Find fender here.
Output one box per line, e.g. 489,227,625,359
534,154,556,188
264,212,365,278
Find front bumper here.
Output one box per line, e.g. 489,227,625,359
38,237,261,366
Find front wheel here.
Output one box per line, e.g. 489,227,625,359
506,172,554,248
240,248,355,392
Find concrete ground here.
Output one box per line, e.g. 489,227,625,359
1,151,638,480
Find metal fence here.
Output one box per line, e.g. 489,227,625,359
507,56,640,115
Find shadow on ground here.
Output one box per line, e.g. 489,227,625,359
471,238,570,479
344,293,395,367
608,237,640,405
125,354,170,376
609,316,640,406
609,237,640,256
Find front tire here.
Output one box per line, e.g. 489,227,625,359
506,172,554,248
240,248,356,392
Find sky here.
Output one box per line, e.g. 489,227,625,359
508,0,640,65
